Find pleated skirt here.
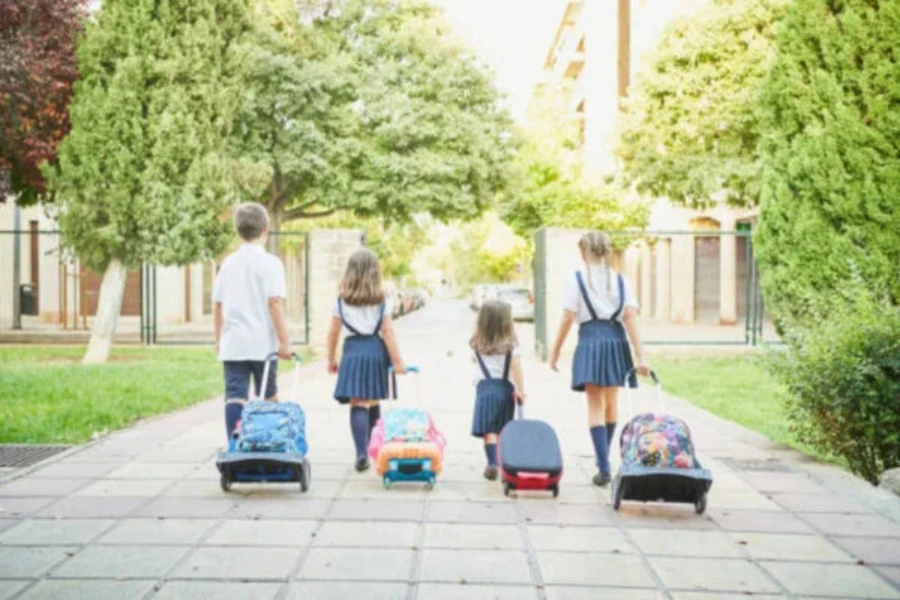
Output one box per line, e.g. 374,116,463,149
471,379,515,437
571,320,636,391
334,335,391,403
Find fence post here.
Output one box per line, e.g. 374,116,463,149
12,204,21,330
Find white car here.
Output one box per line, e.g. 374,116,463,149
497,287,534,321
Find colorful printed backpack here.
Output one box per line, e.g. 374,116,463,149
368,408,446,460
620,413,696,469
236,401,308,455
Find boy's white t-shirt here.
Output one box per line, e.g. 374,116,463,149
212,243,287,361
561,268,639,324
332,299,392,336
472,348,520,386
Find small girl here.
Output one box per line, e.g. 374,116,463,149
327,249,406,472
470,300,525,481
549,232,649,487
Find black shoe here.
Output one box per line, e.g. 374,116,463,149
354,457,370,472
592,472,611,487
483,465,498,481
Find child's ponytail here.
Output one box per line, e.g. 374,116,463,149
578,231,613,295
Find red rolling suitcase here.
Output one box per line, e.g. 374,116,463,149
497,407,563,497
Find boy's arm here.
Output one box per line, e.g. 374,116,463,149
326,316,341,373
214,302,223,355
267,297,291,359
510,355,526,404
380,316,406,375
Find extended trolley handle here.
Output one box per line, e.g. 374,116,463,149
388,365,422,406
623,367,663,420
252,352,304,403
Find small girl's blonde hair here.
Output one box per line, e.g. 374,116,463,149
339,249,386,306
470,300,518,355
578,231,613,294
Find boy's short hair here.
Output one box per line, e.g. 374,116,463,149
234,202,270,241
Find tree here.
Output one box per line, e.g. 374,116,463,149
504,84,647,240
233,0,515,229
754,0,900,327
0,0,86,203
45,0,255,363
449,212,530,287
617,0,789,208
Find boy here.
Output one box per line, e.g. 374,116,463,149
213,202,292,438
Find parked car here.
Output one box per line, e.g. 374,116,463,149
497,287,534,321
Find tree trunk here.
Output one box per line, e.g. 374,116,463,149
82,258,127,365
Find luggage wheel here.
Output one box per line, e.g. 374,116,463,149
220,469,232,493
424,478,435,491
503,482,513,497
551,484,559,498
383,476,392,490
612,479,624,511
694,491,707,515
299,462,311,493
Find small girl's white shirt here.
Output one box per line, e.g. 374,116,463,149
472,348,521,387
332,299,392,337
562,267,639,324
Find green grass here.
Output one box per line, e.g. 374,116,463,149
651,353,825,461
0,347,309,444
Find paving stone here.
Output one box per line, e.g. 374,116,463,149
297,547,414,581
798,512,900,538
761,561,900,598
74,478,172,497
517,502,614,526
0,497,54,518
0,518,113,545
0,580,30,600
33,496,145,518
0,518,21,533
770,492,874,514
305,463,351,481
730,532,853,562
741,472,825,494
17,579,155,600
423,523,521,550
428,482,515,503
708,489,782,511
316,521,418,547
833,536,900,565
419,549,532,584
173,546,303,580
164,479,243,498
613,505,717,530
875,566,900,588
0,547,76,577
96,518,217,545
416,583,538,599
243,478,342,499
341,479,425,500
154,581,281,600
526,525,632,553
649,557,779,593
230,497,331,520
286,582,408,600
537,552,654,587
0,478,89,497
134,497,237,518
105,462,197,479
669,594,784,600
204,519,316,546
545,588,664,600
630,528,743,558
708,509,813,533
32,462,119,479
51,545,185,578
328,499,425,522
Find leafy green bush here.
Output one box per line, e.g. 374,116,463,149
771,296,900,484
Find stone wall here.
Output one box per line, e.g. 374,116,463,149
307,229,364,347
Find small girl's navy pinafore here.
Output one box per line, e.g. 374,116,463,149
571,272,636,391
471,352,516,437
333,300,391,404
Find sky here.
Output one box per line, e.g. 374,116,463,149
430,0,568,123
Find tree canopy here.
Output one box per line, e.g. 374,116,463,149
754,0,900,326
233,0,515,228
617,0,788,208
0,0,86,203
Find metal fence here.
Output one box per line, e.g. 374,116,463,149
0,229,310,346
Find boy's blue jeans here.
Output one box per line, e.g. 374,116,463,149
223,361,278,439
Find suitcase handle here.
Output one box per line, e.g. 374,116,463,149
387,365,421,405
516,404,524,420
252,352,303,403
623,368,664,422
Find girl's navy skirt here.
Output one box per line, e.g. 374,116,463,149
334,335,391,403
472,378,515,437
571,320,636,391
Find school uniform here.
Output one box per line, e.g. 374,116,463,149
563,268,639,391
471,350,517,437
333,299,391,403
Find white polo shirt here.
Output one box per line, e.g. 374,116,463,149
331,300,392,337
213,243,287,361
561,268,638,324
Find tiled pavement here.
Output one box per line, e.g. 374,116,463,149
1,301,898,599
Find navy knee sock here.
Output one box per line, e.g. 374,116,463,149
606,422,618,450
590,426,610,475
484,443,498,467
225,403,243,440
350,406,370,460
368,404,381,440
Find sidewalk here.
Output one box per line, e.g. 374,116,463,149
1,300,898,600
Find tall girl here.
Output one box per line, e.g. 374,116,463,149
327,249,406,471
471,300,525,481
549,232,649,487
